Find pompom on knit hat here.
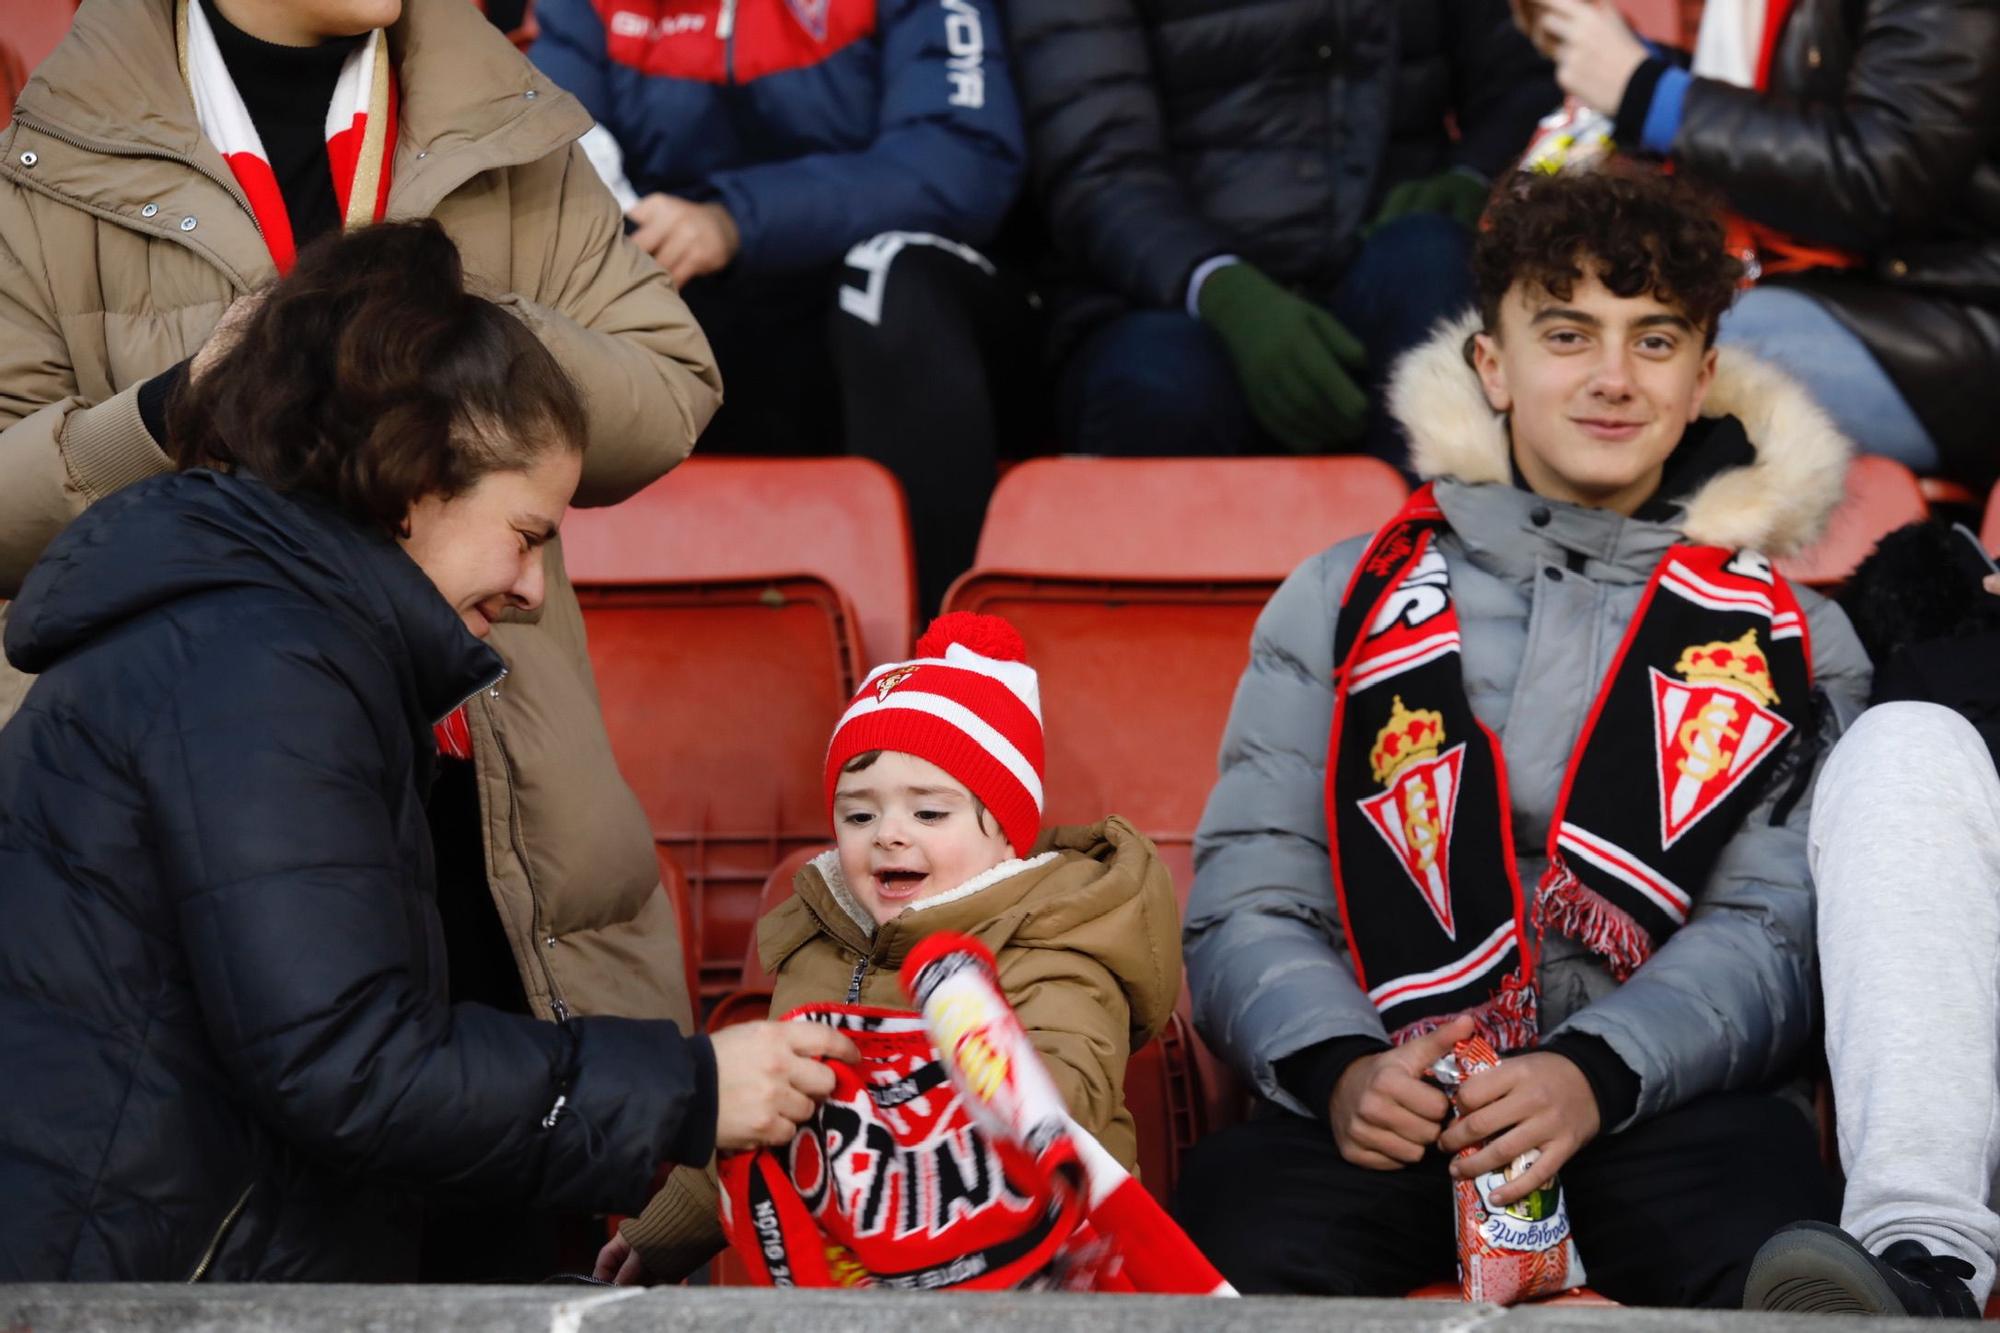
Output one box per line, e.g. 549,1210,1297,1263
823,612,1045,858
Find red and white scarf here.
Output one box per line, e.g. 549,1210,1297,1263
176,2,470,753
1326,485,1813,1048
177,0,398,275
720,936,1232,1295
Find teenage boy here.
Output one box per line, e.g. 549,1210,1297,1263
1176,167,1871,1307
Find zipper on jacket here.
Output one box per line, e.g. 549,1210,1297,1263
474,680,574,1023
10,112,265,245
435,666,507,728
845,956,867,1004
541,1022,582,1129
185,1182,254,1282
718,0,739,82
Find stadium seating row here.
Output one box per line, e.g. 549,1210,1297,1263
567,453,1972,1004
563,453,1996,1288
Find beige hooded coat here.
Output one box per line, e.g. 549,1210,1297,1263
0,0,723,1029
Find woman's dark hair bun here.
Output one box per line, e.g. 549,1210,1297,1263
169,218,586,535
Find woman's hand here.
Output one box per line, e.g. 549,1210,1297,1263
709,1020,860,1151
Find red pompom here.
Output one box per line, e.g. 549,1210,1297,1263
915,612,1028,663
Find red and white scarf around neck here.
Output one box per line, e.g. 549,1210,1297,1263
177,3,468,752
1326,484,1814,1050
177,0,397,274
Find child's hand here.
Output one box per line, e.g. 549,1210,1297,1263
593,1232,647,1285
710,1020,861,1150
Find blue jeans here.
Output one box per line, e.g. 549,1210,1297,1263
1719,285,1940,473
1055,213,1476,467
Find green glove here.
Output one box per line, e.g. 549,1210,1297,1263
1197,262,1368,454
1367,168,1491,235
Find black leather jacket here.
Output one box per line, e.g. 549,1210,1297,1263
1668,0,2000,485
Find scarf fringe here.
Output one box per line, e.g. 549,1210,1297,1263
1535,855,1653,982
1390,972,1540,1053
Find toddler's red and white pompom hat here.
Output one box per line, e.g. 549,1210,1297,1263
823,612,1046,858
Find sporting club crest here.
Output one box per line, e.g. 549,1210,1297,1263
1357,697,1465,938
1650,629,1792,848
873,666,918,701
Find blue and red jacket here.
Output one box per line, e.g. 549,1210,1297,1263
531,0,1024,274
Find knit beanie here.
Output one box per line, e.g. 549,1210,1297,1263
824,613,1045,858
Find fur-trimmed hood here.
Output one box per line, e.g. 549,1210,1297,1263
1386,311,1853,556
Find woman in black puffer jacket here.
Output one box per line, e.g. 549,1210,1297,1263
0,221,853,1282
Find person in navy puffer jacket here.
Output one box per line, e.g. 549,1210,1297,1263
532,0,1027,608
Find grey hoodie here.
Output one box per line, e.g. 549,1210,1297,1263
1185,313,1872,1130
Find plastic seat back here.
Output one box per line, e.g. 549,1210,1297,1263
1776,455,1928,589
969,456,1409,579
577,576,860,1000
744,845,829,988
654,846,701,1023
945,579,1273,837
562,457,916,666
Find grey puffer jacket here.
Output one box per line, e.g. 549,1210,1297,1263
1186,314,1872,1130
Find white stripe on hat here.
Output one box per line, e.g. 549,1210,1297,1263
832,688,1045,810
859,650,1043,725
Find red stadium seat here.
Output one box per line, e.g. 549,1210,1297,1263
655,845,701,1022
1776,455,1929,589
948,458,1406,1192
947,458,1408,839
3,0,78,126
967,456,1408,581
564,459,913,1000
1616,0,1685,42
562,457,916,667
573,573,863,1000
0,42,26,131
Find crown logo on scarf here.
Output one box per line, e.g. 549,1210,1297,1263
1674,629,1778,706
1369,697,1447,785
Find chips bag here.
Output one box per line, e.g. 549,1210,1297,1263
1431,1036,1587,1305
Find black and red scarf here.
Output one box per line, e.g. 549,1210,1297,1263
1326,484,1812,1048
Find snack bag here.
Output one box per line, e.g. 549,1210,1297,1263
1430,1036,1586,1305
1520,98,1615,176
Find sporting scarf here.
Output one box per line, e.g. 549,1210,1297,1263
178,0,397,275
1326,483,1812,1048
718,937,1231,1294
179,3,463,752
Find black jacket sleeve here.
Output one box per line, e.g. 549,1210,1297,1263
1671,0,2000,252
1006,0,1237,309
141,616,714,1214
1448,0,1562,179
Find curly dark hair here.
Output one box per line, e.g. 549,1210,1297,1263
169,219,586,536
1473,167,1743,344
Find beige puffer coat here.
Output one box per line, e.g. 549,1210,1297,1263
0,0,723,1030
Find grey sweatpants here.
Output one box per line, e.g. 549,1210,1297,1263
1810,701,2000,1302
